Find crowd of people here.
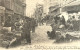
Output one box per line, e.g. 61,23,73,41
47,13,80,43
1,12,80,47
1,16,37,48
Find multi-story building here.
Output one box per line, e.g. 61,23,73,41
13,0,26,21
43,0,59,14
44,0,60,16
43,0,76,14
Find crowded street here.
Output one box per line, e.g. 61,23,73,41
32,24,53,44
0,0,80,50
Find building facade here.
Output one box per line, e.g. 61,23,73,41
43,0,59,14
43,0,76,14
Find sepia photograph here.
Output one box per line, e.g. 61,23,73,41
0,0,80,50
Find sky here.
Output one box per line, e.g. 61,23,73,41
26,0,44,17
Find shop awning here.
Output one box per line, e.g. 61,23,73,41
62,0,80,12
63,5,80,12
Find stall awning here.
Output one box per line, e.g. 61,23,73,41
62,5,80,12
62,0,80,12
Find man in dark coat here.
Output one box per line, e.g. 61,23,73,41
31,18,36,33
6,18,32,48
60,16,66,25
22,19,31,44
47,29,56,39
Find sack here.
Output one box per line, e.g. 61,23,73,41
3,27,11,32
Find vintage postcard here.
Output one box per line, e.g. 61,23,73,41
0,0,80,50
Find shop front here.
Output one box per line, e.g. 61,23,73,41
0,6,5,30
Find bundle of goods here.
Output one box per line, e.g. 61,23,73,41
0,29,22,48
55,31,80,43
71,20,79,31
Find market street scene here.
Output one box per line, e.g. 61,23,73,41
0,0,80,50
